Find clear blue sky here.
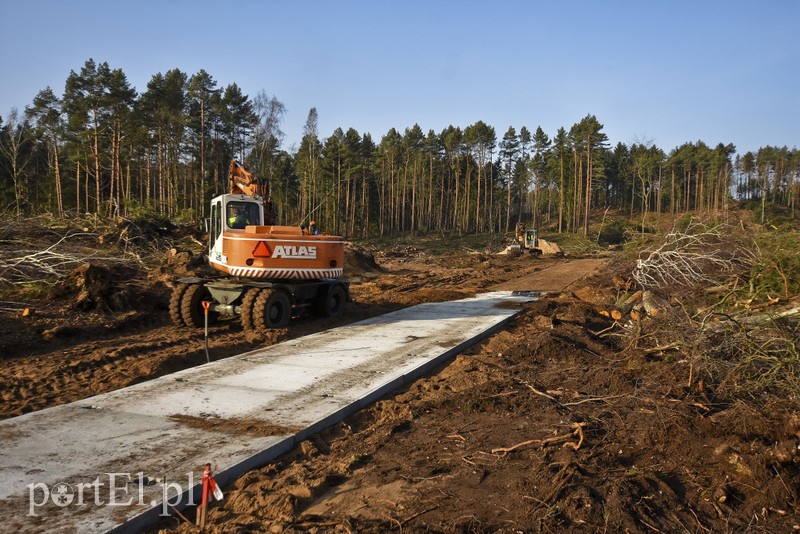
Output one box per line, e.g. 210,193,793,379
1,0,797,155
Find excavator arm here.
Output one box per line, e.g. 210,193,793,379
228,160,262,197
227,159,276,225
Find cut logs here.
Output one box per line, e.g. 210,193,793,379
599,289,663,322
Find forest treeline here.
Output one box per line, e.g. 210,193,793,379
1,59,798,238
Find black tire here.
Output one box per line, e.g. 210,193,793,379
253,289,291,329
180,284,218,328
313,284,346,318
169,283,190,326
240,287,262,331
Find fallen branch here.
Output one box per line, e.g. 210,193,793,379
705,305,800,332
562,423,586,450
738,305,800,324
749,297,781,310
491,423,588,455
400,505,440,526
523,383,558,402
640,518,667,533
666,398,710,412
521,382,570,410
642,341,685,354
491,436,564,455
167,504,192,525
563,394,626,406
290,521,346,529
769,260,790,298
591,321,622,337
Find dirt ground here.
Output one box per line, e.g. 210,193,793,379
1,227,799,533
0,245,599,419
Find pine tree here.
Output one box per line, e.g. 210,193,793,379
499,126,519,232
0,108,32,217
27,88,65,216
187,70,220,216
531,126,551,227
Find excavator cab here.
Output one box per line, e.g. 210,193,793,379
207,194,265,263
524,229,539,250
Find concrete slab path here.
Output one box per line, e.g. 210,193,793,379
0,291,535,533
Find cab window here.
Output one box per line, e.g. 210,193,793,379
209,201,223,248
226,201,261,229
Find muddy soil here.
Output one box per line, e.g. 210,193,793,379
158,255,799,533
1,236,798,532
0,247,588,419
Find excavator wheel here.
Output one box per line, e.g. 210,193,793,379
253,288,291,329
312,284,346,318
240,287,262,331
180,284,218,328
169,283,190,326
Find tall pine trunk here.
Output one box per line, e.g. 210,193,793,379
52,137,63,217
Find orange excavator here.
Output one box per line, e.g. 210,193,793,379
170,160,348,330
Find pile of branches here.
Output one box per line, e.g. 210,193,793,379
622,220,800,398
0,231,135,286
101,217,206,268
106,217,179,252
632,221,755,290
702,301,800,396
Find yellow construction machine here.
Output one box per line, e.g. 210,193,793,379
508,222,542,257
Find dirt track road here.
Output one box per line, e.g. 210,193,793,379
490,257,607,292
